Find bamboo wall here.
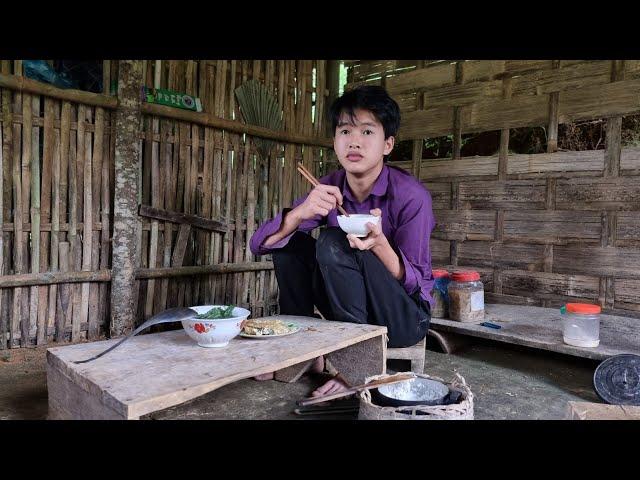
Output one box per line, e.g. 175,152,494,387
0,60,338,348
348,60,640,318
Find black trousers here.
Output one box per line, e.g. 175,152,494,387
272,228,430,348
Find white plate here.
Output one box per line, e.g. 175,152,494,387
239,325,300,339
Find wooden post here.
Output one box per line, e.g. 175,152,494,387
110,60,143,337
325,60,341,137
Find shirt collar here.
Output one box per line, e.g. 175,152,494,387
342,164,389,202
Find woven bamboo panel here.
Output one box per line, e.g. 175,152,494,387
1,81,113,347
346,59,640,317
0,59,333,348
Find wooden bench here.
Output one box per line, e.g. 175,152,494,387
46,316,387,420
429,304,640,361
386,337,426,373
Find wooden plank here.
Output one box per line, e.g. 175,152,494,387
430,303,640,361
86,107,104,338
430,238,451,265
556,177,640,210
423,182,451,210
386,63,456,95
457,241,547,270
419,156,498,180
620,147,640,171
559,78,640,123
554,245,640,278
511,61,611,97
463,61,506,83
459,180,547,210
504,60,553,74
617,212,640,240
12,117,24,346
171,224,191,267
422,80,503,108
46,317,387,419
137,204,226,232
432,210,495,241
464,95,549,133
98,110,111,336
499,270,600,302
507,150,604,175
78,106,93,341
0,94,5,348
614,278,640,309
503,210,602,243
398,107,453,140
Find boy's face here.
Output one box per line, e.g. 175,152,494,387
333,108,395,176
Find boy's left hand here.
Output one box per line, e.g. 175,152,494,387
347,208,387,251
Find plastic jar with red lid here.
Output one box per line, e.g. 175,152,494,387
431,269,450,318
448,271,485,322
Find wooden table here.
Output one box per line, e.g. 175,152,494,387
430,304,640,361
46,316,387,420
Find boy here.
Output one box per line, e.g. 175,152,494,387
249,85,435,397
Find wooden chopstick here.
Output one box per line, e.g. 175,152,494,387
296,162,349,217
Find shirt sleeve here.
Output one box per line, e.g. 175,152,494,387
249,193,326,256
392,188,435,301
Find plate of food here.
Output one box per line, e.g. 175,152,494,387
240,318,300,339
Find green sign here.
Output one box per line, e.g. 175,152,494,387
142,86,203,112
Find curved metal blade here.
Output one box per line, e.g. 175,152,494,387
73,307,196,364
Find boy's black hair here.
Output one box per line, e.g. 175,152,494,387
329,85,401,140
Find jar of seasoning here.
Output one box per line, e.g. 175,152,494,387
448,271,484,323
431,269,451,318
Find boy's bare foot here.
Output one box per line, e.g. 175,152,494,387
310,374,350,398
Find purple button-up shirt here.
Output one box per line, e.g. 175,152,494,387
249,164,436,305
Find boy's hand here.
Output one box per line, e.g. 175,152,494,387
295,184,344,220
347,209,387,251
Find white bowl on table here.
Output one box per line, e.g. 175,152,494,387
183,305,251,348
337,214,380,238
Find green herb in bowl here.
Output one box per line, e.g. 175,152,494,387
195,305,236,319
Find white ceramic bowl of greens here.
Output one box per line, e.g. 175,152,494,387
183,305,251,348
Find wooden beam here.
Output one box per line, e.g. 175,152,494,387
135,261,274,280
141,103,333,148
138,204,227,233
0,73,117,109
110,60,143,337
0,270,111,288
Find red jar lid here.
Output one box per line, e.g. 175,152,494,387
451,271,480,282
433,269,450,279
565,303,601,315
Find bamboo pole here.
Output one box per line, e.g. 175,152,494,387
0,269,112,288
135,261,274,279
0,73,117,109
140,103,332,148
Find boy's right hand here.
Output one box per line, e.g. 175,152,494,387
295,184,344,220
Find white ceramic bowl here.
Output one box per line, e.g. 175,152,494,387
182,305,251,348
337,214,380,237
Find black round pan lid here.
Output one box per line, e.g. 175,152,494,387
593,354,640,405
